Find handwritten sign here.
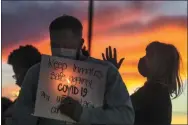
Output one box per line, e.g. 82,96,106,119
33,55,107,122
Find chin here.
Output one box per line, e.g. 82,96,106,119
16,82,22,87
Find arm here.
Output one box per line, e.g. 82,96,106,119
11,64,40,125
79,64,135,125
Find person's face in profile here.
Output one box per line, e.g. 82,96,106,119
12,66,28,87
50,29,83,49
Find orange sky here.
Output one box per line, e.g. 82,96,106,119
2,23,187,93
2,1,187,100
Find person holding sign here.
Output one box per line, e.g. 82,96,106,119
12,15,134,125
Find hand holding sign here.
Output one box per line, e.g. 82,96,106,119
34,55,107,122
59,97,83,122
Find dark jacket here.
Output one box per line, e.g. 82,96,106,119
131,82,172,125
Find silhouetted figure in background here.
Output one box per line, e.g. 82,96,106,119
8,45,42,87
12,15,134,125
102,41,183,125
3,45,41,125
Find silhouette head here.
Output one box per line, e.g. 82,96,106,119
138,41,183,98
49,15,84,54
8,45,41,87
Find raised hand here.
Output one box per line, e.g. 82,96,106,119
102,46,125,69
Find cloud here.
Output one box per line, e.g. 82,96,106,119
154,1,187,16
99,15,187,37
91,1,187,37
1,1,163,50
92,1,160,34
2,1,88,49
2,1,187,49
2,1,187,80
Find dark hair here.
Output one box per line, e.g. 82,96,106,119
8,45,41,69
49,15,83,36
146,41,183,99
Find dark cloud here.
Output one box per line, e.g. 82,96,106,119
2,1,160,49
93,1,159,23
2,1,88,49
103,16,187,36
2,1,186,50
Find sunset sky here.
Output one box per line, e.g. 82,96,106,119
1,1,187,124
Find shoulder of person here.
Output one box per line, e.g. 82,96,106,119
27,63,41,74
23,63,41,81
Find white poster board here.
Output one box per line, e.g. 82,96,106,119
33,55,107,122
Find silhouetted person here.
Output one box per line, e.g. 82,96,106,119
102,41,183,125
8,45,42,87
12,15,134,125
4,45,41,125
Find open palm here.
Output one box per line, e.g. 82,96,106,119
102,46,125,69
